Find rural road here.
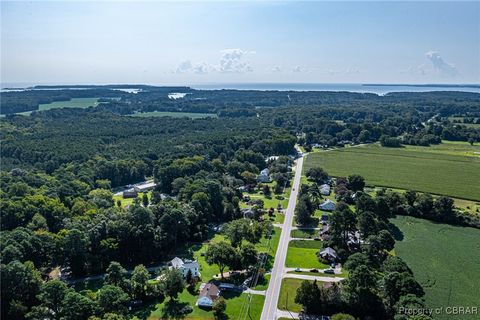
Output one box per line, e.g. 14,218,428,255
260,153,304,320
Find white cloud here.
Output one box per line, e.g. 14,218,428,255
174,48,254,75
425,51,458,76
175,60,193,73
292,65,308,73
271,65,282,72
218,48,255,73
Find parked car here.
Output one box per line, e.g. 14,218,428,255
314,237,321,241
324,269,335,274
309,268,319,273
295,268,301,272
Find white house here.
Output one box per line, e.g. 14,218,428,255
319,184,331,196
319,199,336,211
319,247,338,261
170,257,200,278
133,180,157,192
257,168,271,183
197,283,220,308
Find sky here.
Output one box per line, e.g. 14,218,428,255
1,1,479,85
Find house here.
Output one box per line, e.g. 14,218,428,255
319,247,338,261
319,199,336,211
133,180,156,193
257,168,271,183
122,189,138,199
197,283,220,308
170,257,200,278
320,224,330,236
241,208,255,219
319,184,331,196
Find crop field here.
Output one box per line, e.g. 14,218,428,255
304,142,480,201
129,111,218,118
391,215,480,319
14,97,100,115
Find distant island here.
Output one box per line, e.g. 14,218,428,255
363,83,480,88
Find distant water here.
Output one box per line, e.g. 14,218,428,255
2,82,479,95
190,83,480,95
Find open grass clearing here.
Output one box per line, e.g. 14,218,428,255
391,215,480,319
286,243,328,269
304,142,480,201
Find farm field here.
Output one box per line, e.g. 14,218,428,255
304,142,480,201
391,215,480,319
129,111,218,118
13,97,101,115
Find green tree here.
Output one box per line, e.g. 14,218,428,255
294,197,312,226
64,228,89,275
347,174,365,192
1,261,42,319
305,167,329,183
37,280,71,319
97,285,129,315
205,241,237,279
159,268,185,300
131,264,150,300
104,261,128,290
213,297,227,320
294,280,321,314
239,243,258,269
61,291,97,320
142,193,149,207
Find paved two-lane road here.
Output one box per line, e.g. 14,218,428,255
260,154,304,320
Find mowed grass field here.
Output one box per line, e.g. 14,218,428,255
304,142,480,201
129,111,218,118
285,240,328,269
391,216,480,319
14,97,100,115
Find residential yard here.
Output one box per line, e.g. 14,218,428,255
140,287,264,320
113,191,152,208
304,142,480,201
391,215,480,319
278,278,305,312
291,229,317,239
286,240,327,269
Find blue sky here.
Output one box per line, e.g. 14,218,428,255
1,1,479,84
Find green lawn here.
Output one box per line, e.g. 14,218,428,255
291,229,317,239
278,278,305,312
304,142,480,201
113,191,152,208
391,215,480,319
142,287,264,320
129,111,217,119
286,241,328,269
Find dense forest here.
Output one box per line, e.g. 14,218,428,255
0,88,479,319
